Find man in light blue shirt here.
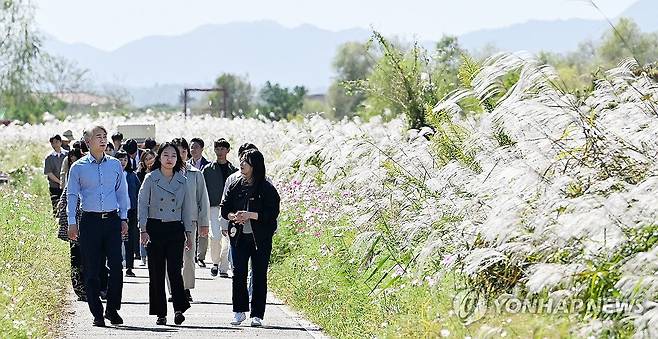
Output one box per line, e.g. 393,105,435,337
67,125,129,327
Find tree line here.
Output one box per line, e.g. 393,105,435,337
198,76,307,121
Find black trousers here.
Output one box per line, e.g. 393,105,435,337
146,219,190,316
133,218,141,259
231,234,272,319
49,187,63,216
78,212,123,319
123,209,139,269
99,263,109,293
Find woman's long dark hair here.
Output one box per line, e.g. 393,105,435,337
67,148,84,174
151,142,184,173
241,149,266,185
138,149,156,174
114,150,134,173
171,137,190,157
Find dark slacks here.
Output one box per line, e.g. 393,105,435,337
99,263,109,293
133,222,141,259
123,209,139,269
49,187,63,216
78,212,123,319
146,219,190,316
231,235,272,319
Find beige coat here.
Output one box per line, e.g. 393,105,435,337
59,157,70,189
184,163,211,227
137,169,194,232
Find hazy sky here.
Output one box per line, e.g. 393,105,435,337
36,0,638,51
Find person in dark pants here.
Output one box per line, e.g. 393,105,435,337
45,134,67,215
138,142,194,326
67,125,129,327
114,151,141,277
136,149,156,266
220,149,280,327
221,143,264,298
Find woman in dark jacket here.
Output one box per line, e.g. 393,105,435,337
220,149,280,327
114,151,141,277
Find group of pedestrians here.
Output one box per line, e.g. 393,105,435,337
47,125,281,328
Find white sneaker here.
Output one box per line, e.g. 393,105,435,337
230,312,246,325
251,317,263,327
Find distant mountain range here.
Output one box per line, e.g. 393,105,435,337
461,0,657,54
43,22,372,106
42,0,657,107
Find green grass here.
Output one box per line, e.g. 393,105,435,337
269,217,574,338
0,143,70,338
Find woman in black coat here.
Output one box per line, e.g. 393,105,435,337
220,149,280,327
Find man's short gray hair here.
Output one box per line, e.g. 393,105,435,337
83,125,108,142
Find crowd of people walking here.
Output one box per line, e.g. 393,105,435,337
47,125,281,327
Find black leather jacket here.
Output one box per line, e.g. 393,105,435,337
220,178,280,248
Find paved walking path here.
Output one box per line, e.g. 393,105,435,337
61,262,327,338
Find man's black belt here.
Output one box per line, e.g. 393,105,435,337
82,210,118,219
